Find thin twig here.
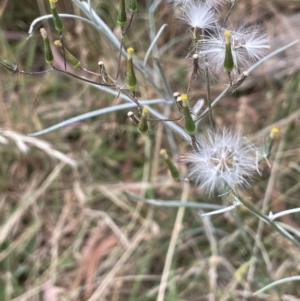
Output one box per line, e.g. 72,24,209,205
223,0,235,27
205,64,215,128
52,65,115,87
123,12,134,36
115,33,124,80
19,69,53,75
191,135,199,152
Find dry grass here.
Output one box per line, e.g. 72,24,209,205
1,0,300,300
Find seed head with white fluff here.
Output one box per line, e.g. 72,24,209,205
182,129,257,195
167,0,229,10
178,1,217,30
201,25,270,74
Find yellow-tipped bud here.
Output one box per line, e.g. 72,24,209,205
0,56,19,73
224,30,232,44
50,0,64,31
127,47,134,57
137,107,148,134
49,0,57,9
270,127,279,139
160,149,180,180
117,0,127,27
181,93,189,104
126,47,137,91
223,30,234,73
40,28,54,65
159,149,168,159
261,127,280,160
54,40,80,68
180,94,196,135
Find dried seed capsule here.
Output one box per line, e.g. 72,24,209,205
127,111,139,126
98,61,108,83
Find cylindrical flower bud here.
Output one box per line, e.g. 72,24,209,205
126,47,137,91
270,127,279,139
129,0,137,13
265,127,279,158
258,127,279,163
54,40,81,68
181,94,196,135
160,149,180,180
117,0,127,27
137,107,148,134
49,0,57,9
223,30,234,72
0,56,19,73
49,0,64,32
40,28,54,65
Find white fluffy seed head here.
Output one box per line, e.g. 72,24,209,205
200,25,270,74
182,128,257,195
178,1,217,30
167,0,229,10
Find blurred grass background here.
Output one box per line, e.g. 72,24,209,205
0,0,300,300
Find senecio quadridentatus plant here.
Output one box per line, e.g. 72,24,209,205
1,0,300,250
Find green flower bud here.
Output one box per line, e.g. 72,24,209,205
40,28,54,65
160,149,180,181
181,94,196,135
223,30,234,72
49,0,57,9
50,2,64,32
137,107,148,134
126,47,137,91
129,0,137,13
264,128,279,159
54,40,81,68
117,0,127,27
0,56,19,73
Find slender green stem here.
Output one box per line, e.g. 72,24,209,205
233,192,300,248
205,63,214,129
